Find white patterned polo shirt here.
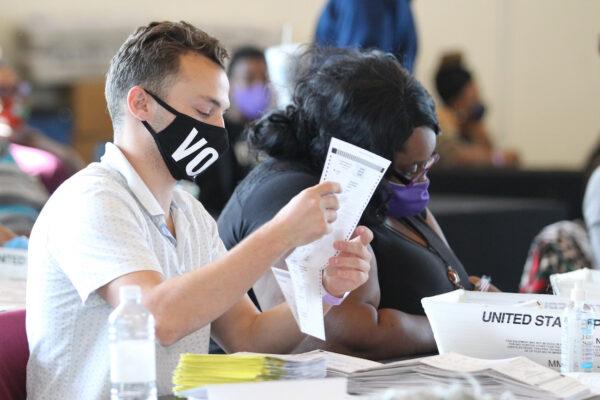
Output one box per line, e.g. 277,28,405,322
26,142,226,399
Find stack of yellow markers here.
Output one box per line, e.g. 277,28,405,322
172,353,326,394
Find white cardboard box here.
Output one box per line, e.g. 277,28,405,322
0,247,28,280
422,290,600,371
551,269,600,299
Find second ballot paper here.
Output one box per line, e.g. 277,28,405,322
277,138,390,339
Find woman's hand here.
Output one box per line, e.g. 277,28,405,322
469,275,501,292
323,226,373,297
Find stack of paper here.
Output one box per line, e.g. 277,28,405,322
296,350,382,377
233,350,380,377
172,353,326,394
347,353,594,399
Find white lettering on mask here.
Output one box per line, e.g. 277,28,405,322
171,128,219,176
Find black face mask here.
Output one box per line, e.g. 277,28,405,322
141,89,229,183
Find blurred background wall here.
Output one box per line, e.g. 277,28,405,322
0,0,598,168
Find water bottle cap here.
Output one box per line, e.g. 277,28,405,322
119,285,142,302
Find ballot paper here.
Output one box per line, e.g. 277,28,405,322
281,138,390,340
347,352,595,399
299,350,382,377
565,373,600,396
271,268,299,325
236,349,381,377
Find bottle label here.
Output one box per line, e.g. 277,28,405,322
581,361,593,370
110,340,156,383
561,312,595,372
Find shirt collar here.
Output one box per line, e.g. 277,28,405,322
100,142,165,217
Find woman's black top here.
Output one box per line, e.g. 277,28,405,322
217,158,473,315
370,215,473,315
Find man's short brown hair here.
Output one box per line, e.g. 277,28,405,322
105,21,228,130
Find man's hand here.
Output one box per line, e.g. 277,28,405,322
323,226,373,297
268,181,341,249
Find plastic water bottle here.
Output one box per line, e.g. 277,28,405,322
109,285,157,399
560,281,594,373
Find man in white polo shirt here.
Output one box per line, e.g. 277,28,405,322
25,21,373,399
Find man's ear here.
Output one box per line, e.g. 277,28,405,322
126,86,153,122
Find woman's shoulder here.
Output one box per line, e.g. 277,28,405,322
219,158,319,243
255,158,316,179
238,158,318,200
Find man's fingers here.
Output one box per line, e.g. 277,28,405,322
321,193,340,211
324,209,337,224
313,181,342,195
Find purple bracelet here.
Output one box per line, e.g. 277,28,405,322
323,290,349,306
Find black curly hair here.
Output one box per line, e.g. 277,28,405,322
246,46,439,223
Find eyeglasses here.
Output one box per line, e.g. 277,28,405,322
392,153,440,186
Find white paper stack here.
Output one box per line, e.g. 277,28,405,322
347,353,595,399
267,355,327,380
281,350,382,378
236,350,381,378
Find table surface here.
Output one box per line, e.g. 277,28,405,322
4,277,600,399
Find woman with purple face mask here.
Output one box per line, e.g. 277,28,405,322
196,46,272,216
218,47,494,361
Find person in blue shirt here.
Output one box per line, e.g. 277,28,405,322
315,0,418,72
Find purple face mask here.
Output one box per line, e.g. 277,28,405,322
232,83,271,120
386,179,430,219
